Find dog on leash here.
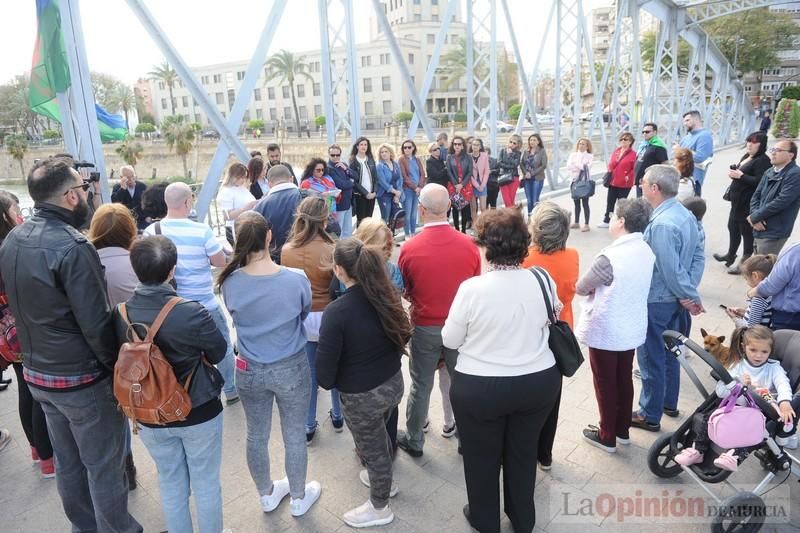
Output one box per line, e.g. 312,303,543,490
700,328,735,367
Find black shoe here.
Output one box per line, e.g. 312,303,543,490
463,505,477,530
329,410,344,433
397,431,423,458
713,252,735,267
306,428,316,446
0,378,11,385
582,426,616,453
631,412,660,432
125,453,137,491
663,407,680,418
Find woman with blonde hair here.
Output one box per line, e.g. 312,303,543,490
567,137,594,231
497,134,523,208
217,161,257,244
281,196,343,444
375,143,403,223
353,217,403,290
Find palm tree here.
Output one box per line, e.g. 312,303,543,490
148,61,179,117
115,135,144,168
264,50,313,138
108,84,136,132
5,134,28,179
162,116,195,178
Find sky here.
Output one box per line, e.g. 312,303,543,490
0,0,612,86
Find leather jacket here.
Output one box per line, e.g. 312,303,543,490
348,156,378,197
0,203,117,376
113,283,227,407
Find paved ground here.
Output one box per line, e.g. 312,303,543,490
1,143,799,532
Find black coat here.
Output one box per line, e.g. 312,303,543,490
728,153,771,221
348,156,378,197
111,181,148,229
425,155,448,187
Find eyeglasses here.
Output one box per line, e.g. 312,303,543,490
314,167,325,173
64,181,91,195
509,141,518,145
330,153,341,157
403,145,413,150
769,148,790,154
641,130,653,134
453,142,463,146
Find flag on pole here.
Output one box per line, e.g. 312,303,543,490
29,0,128,142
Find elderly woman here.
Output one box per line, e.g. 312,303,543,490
88,203,140,307
522,201,579,471
575,199,655,453
443,208,561,533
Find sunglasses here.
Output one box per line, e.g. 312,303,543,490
453,142,463,146
330,153,341,157
314,167,325,172
64,181,91,195
641,130,653,134
403,145,413,150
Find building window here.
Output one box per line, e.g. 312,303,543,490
313,61,321,72
380,53,391,65
427,34,435,44
365,101,374,115
243,111,250,122
382,76,391,91
215,92,224,105
256,109,263,119
213,74,222,83
184,114,190,122
432,0,438,3
313,82,320,96
314,104,321,117
363,78,372,92
161,98,167,110
192,98,199,108
297,84,305,98
299,106,308,119
254,88,261,101
361,55,371,67
269,108,277,120
283,106,292,118
158,82,165,90
268,87,275,100
201,75,209,84
264,67,270,78
282,86,290,99
414,14,421,21
408,53,414,65
237,71,245,81
228,89,235,110
432,14,439,21
382,100,392,114
181,96,188,108
221,111,226,118
414,0,421,4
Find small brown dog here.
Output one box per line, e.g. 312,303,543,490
700,328,735,367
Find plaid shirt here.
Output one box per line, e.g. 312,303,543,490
23,367,104,390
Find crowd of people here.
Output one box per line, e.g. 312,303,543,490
1,110,800,533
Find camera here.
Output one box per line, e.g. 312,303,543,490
88,172,101,183
729,164,739,170
73,160,95,170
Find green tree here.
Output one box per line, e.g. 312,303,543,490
135,122,156,135
640,31,692,75
394,111,413,124
43,129,60,140
247,118,265,131
789,101,800,139
783,86,800,100
162,116,195,178
264,50,313,138
107,84,136,131
314,115,326,128
5,133,28,179
115,135,144,168
453,110,467,123
148,62,179,117
0,75,44,136
508,103,522,121
771,98,795,138
91,72,122,109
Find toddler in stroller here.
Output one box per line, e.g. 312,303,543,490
674,326,797,471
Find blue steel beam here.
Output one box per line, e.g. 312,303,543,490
125,0,250,163
318,0,336,144
407,0,459,138
488,0,498,156
370,0,434,141
501,0,540,135
193,0,288,221
466,1,475,134
343,0,361,144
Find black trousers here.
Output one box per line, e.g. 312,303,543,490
726,209,754,258
12,363,53,460
451,366,561,533
354,196,376,227
537,380,563,464
573,197,590,225
603,186,631,223
452,205,470,233
486,182,500,209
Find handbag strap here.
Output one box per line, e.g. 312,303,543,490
528,267,556,324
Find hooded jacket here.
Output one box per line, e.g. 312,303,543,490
634,136,668,186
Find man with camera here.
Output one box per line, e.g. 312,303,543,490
111,165,148,230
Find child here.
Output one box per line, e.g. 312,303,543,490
675,326,797,471
724,254,776,329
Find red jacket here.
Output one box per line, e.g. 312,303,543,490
608,147,636,188
398,224,481,326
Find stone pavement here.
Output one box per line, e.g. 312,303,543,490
1,143,799,532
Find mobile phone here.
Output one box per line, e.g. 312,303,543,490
719,304,728,310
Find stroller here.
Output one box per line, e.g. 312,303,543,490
647,330,800,532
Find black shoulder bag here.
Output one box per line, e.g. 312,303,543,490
529,267,584,377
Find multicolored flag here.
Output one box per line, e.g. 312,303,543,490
29,0,128,142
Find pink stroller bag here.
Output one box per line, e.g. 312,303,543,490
707,384,766,449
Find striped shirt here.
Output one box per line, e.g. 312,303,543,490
734,296,773,328
143,218,222,310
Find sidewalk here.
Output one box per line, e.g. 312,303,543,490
1,143,798,532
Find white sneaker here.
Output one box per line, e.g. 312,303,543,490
359,469,399,497
343,499,394,528
0,429,11,452
597,222,610,228
260,477,290,513
290,481,321,517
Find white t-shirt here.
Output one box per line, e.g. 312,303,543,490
142,218,222,310
357,156,373,193
217,185,256,229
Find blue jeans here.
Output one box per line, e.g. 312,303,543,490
637,301,684,424
377,193,395,222
209,306,236,397
693,179,703,197
29,378,142,533
138,413,224,533
335,208,353,238
522,179,544,214
305,341,342,433
402,189,419,236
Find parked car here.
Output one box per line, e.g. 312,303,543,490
479,120,514,133
535,113,554,125
201,130,220,139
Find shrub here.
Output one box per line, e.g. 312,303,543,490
43,129,61,140
782,86,800,101
454,110,467,122
135,122,156,134
394,111,413,124
314,115,326,127
247,119,265,130
508,103,523,121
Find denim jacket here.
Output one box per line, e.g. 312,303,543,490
644,197,704,303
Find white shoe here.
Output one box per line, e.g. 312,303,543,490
597,222,609,228
290,481,321,517
260,477,290,513
343,499,394,528
359,469,399,497
0,429,10,452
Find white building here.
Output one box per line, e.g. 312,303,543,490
146,0,469,132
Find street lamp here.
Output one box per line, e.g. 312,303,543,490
733,37,746,77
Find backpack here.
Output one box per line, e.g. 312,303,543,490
114,297,195,432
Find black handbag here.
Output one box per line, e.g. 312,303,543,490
570,165,595,199
602,171,613,188
529,267,584,377
497,172,514,186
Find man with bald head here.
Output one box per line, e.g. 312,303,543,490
397,183,482,457
111,164,148,229
0,158,142,532
143,182,239,403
